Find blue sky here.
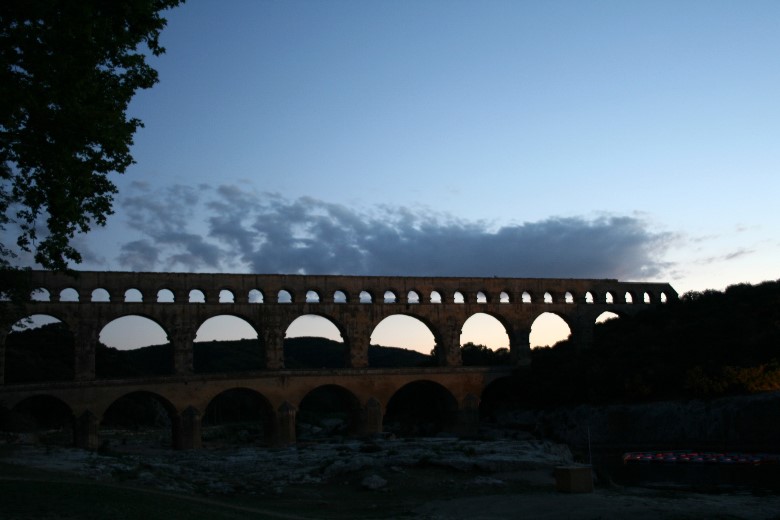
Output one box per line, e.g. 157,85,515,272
19,1,780,350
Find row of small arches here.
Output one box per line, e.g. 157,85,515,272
31,287,669,305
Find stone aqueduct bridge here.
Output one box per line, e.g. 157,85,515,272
0,271,676,450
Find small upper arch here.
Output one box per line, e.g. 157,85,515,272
189,289,206,303
59,288,80,302
30,288,51,302
278,289,294,303
156,289,175,303
124,288,143,302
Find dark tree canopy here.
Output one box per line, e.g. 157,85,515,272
0,0,183,270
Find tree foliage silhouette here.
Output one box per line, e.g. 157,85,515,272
1,0,183,271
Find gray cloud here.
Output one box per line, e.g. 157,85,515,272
117,183,674,280
696,248,755,265
119,182,227,272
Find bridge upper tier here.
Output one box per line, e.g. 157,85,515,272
22,270,676,306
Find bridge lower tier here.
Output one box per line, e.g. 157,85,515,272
0,366,513,450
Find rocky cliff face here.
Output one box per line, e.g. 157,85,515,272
498,391,780,453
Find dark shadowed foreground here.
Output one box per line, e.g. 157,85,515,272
2,437,779,520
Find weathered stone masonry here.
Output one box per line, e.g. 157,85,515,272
0,271,676,450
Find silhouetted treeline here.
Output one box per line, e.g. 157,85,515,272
509,279,780,407
4,331,435,381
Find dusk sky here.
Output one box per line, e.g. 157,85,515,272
17,1,780,351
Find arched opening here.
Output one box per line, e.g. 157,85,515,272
219,289,235,303
383,291,396,303
479,377,516,423
284,315,345,369
30,288,50,301
297,385,361,440
60,288,79,302
189,289,206,303
156,289,174,303
203,388,274,446
6,315,74,383
430,291,442,304
530,313,571,348
359,291,372,303
278,290,293,303
89,288,109,302
333,290,347,303
385,381,458,436
522,291,532,303
644,292,652,303
661,292,668,303
585,292,594,304
4,395,74,445
124,288,143,302
606,292,614,304
370,315,435,367
248,289,264,303
596,311,620,324
476,291,487,303
565,292,574,304
543,292,553,304
625,292,633,304
500,291,510,303
407,290,420,304
100,391,176,451
460,313,510,366
97,316,171,378
454,291,465,304
194,316,262,373
305,290,320,303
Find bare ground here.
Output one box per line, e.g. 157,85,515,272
1,432,779,519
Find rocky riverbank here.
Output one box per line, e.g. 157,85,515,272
4,435,780,519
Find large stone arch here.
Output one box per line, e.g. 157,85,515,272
529,311,573,348
460,311,511,366
283,313,348,369
202,387,275,445
99,390,179,449
193,314,263,373
297,384,362,439
4,314,75,384
369,312,438,366
98,313,170,343
96,314,172,378
6,394,75,445
384,380,459,436
478,376,515,422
